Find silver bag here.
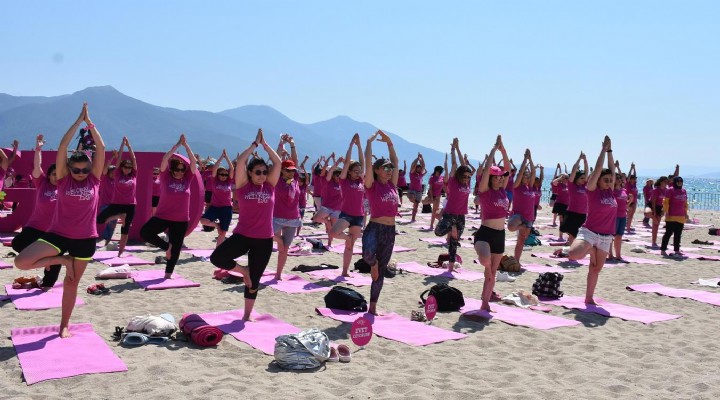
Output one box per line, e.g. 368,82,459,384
274,328,331,370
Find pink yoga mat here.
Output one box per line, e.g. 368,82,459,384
195,309,300,355
4,283,84,310
531,253,588,266
396,261,484,281
460,298,580,330
101,255,154,266
131,270,200,290
540,295,681,324
306,269,374,287
11,323,128,385
0,259,12,269
316,308,466,346
92,250,119,260
327,243,362,255
392,245,416,253
699,245,720,251
646,250,720,261
259,274,331,293
522,264,578,274
613,256,667,265
183,248,214,258
627,283,720,307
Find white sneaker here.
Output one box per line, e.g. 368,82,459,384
441,261,450,269
496,271,516,282
453,262,462,270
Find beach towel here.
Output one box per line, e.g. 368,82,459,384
316,308,466,346
627,283,720,307
691,278,720,287
131,270,200,290
539,295,681,324
101,255,154,266
396,261,484,281
259,274,331,293
4,283,84,310
193,309,300,355
179,313,224,347
306,269,374,287
460,297,579,330
11,323,127,385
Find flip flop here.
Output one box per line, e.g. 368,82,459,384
122,332,150,346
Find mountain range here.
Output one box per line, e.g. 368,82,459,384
0,86,450,171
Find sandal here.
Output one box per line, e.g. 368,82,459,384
410,310,428,322
337,344,351,363
87,283,110,295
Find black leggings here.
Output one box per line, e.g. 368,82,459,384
434,213,465,263
661,221,684,253
140,217,188,274
97,203,136,235
210,233,273,300
11,227,61,288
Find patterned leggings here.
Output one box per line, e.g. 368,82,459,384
434,213,465,263
362,222,396,303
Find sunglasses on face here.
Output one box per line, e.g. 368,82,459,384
601,177,612,183
218,173,229,177
70,167,91,174
253,170,269,176
461,175,472,179
382,166,395,172
153,173,159,176
172,168,186,173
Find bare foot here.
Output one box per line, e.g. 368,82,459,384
59,327,72,338
370,264,379,281
480,304,495,313
164,273,173,279
367,307,384,316
242,316,255,322
274,274,283,281
41,286,52,292
341,272,351,278
585,298,598,305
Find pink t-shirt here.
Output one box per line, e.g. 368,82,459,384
0,166,4,191
234,182,274,238
49,174,100,239
298,180,308,208
112,169,137,205
340,177,365,216
208,176,234,207
26,176,57,232
567,182,588,214
155,170,193,222
444,177,471,216
409,172,424,191
511,184,536,222
428,175,444,197
99,175,115,208
322,179,343,211
583,188,617,235
643,185,654,204
625,182,638,203
479,189,508,220
665,187,687,217
366,180,399,219
533,186,542,206
651,187,666,206
397,172,407,187
202,170,213,189
614,188,628,218
312,173,324,198
554,182,570,205
506,175,515,192
152,178,161,197
273,174,300,219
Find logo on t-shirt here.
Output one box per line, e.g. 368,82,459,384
245,190,272,204
493,198,509,210
381,191,398,203
43,189,57,201
168,182,187,192
66,186,93,201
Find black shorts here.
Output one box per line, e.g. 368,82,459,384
653,205,664,217
204,190,212,204
39,232,96,261
552,202,568,216
550,193,557,201
560,211,586,237
152,196,160,207
473,225,505,254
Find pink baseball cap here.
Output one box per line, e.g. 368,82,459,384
489,166,509,176
281,160,297,170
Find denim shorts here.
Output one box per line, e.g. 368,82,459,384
339,212,364,227
318,206,341,219
202,206,233,232
615,217,627,236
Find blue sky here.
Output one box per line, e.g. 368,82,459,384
1,1,719,173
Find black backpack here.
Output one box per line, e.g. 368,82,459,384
531,272,564,299
420,283,465,312
324,286,368,312
354,258,371,273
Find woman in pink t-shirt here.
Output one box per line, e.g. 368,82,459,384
608,164,630,261
271,134,302,280
650,176,670,248
199,149,235,247
11,134,61,290
210,129,281,321
0,139,19,193
625,163,639,232
567,136,617,305
407,153,426,222
15,103,106,338
507,149,537,264
140,134,198,279
296,155,311,235
474,135,511,312
96,136,137,256
314,152,345,248
331,134,366,276
559,152,589,245
661,176,688,257
151,167,161,216
397,160,408,205
433,138,471,272
427,164,445,230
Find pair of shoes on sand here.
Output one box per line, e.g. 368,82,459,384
327,344,351,363
87,283,110,295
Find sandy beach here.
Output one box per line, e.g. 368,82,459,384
2,205,720,399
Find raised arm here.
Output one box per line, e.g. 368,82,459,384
587,136,612,191
479,137,501,193
32,135,45,179
160,137,183,173
125,137,137,171
56,104,88,180
340,134,358,179
514,150,529,189
528,152,537,187
82,105,105,179
628,162,636,177
260,130,282,187
497,137,511,190
115,139,126,170
287,135,298,166
537,164,544,187
410,155,419,173
553,163,561,179
0,139,19,171
380,131,399,185
444,151,450,182
179,134,197,174
211,150,225,178
235,130,264,188
418,154,427,174
364,133,376,188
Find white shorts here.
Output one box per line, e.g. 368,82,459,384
576,226,613,253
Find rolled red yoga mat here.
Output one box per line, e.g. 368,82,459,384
180,313,223,347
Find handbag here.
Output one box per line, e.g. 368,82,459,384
274,328,331,370
499,255,521,272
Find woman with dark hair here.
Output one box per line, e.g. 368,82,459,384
559,152,589,245
313,152,343,248
331,134,365,276
549,163,561,226
361,130,399,315
407,153,426,222
625,163,639,232
567,136,616,305
427,164,445,230
296,155,310,236
608,162,629,261
434,138,471,272
15,103,105,338
199,149,235,247
551,172,570,241
151,167,161,216
140,134,198,279
11,134,61,291
650,176,669,248
271,134,302,280
661,176,688,258
642,178,654,227
474,135,511,312
0,139,19,192
507,149,537,265
310,157,325,210
96,136,137,256
533,164,544,221
397,160,408,206
210,129,281,321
